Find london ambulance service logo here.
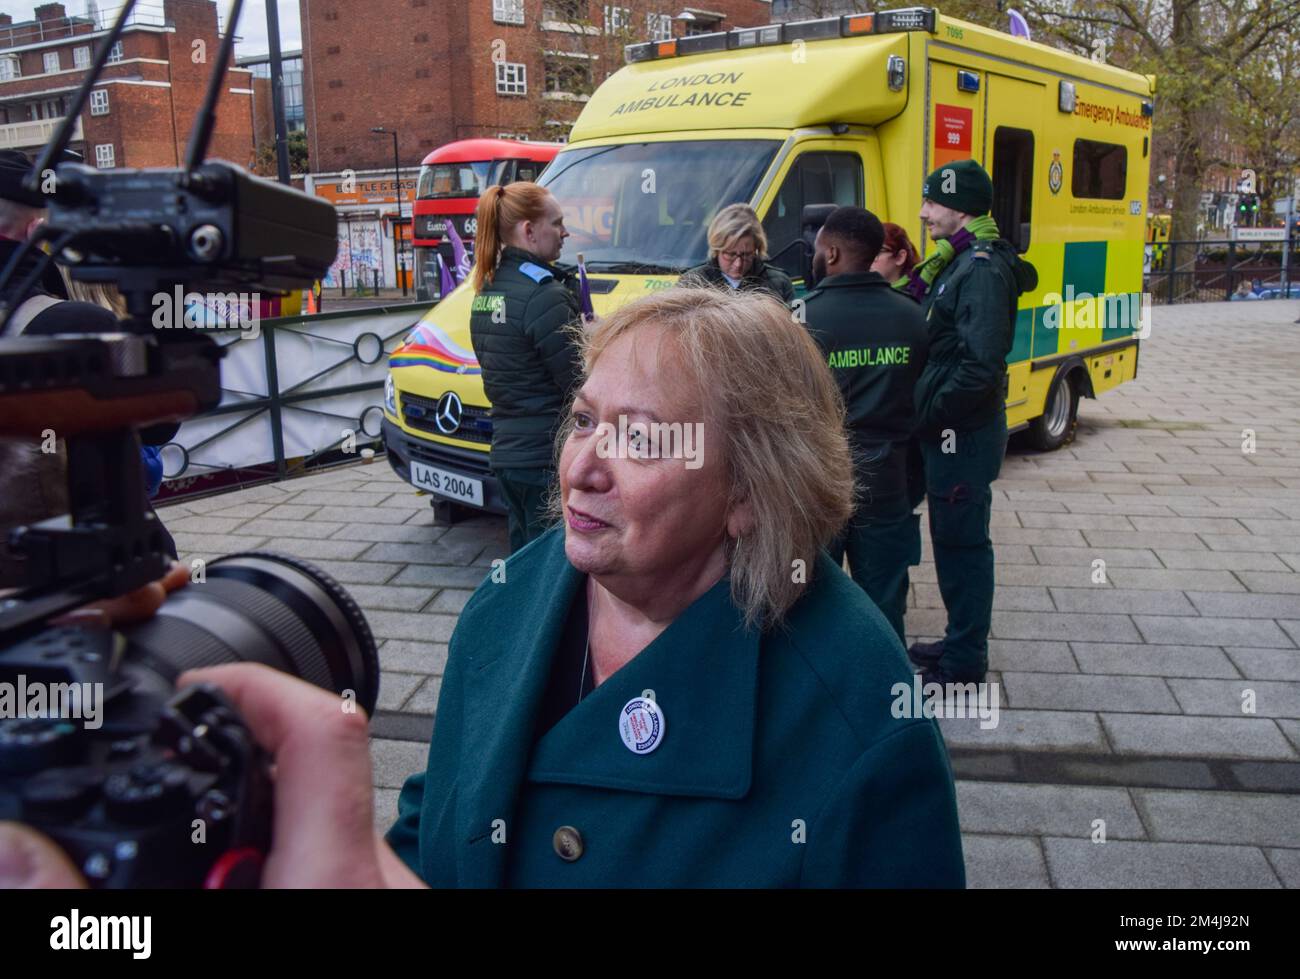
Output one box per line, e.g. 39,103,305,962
1048,151,1064,195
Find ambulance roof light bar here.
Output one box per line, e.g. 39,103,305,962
626,6,938,63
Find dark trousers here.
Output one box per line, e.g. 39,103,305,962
919,414,1008,678
495,467,553,554
828,442,919,645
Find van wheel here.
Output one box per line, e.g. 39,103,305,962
1026,370,1079,451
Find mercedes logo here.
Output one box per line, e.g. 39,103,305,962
434,391,463,434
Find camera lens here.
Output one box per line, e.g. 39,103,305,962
121,551,380,715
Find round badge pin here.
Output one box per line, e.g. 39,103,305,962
618,696,665,755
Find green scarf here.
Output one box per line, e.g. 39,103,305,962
894,213,1000,299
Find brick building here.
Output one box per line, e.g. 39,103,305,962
299,0,774,174
0,0,256,172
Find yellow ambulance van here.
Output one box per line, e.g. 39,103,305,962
382,5,1154,513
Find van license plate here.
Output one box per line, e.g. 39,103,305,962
409,461,484,507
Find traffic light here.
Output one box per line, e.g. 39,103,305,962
1237,193,1260,227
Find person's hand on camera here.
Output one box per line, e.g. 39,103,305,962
177,663,425,888
1,566,423,889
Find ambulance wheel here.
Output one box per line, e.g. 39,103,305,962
1027,370,1079,451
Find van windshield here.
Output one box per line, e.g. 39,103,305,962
538,140,780,273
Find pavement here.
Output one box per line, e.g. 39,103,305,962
157,298,1300,888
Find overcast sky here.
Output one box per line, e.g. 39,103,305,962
0,1,302,58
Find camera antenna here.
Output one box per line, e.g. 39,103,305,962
27,1,140,196
183,0,247,173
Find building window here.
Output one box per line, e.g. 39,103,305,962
107,41,124,63
1072,139,1127,200
44,52,61,73
495,61,527,96
493,0,525,24
74,46,91,69
0,56,20,81
545,55,592,96
685,16,722,35
543,1,584,23
89,89,110,116
604,5,631,33
95,144,115,169
647,12,673,41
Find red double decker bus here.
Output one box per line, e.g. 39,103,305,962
412,138,562,298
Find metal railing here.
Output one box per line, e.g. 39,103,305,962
1144,237,1297,304
156,300,434,502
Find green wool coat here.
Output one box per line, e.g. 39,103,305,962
386,527,965,887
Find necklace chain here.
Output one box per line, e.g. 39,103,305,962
577,635,590,706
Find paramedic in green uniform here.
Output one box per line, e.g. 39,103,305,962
802,206,928,644
902,160,1037,684
469,182,582,553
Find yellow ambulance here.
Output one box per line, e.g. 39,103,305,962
382,5,1154,513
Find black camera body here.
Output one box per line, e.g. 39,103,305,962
0,620,271,888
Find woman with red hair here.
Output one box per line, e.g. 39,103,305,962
870,222,920,286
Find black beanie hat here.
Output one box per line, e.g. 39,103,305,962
922,159,994,217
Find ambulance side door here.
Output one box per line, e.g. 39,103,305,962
984,73,1045,423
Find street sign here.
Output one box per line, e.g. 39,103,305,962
1233,227,1286,241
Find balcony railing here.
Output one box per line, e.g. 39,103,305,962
0,114,83,150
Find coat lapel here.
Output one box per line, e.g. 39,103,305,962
526,576,761,799
453,529,765,885
455,531,581,887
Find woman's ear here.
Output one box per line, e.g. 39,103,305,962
726,497,755,540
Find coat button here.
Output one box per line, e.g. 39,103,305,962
552,825,584,862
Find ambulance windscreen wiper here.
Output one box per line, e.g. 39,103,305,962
582,261,683,275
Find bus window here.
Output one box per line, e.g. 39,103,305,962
992,127,1034,253
417,161,492,199
762,152,862,278
514,160,543,183
1072,139,1127,200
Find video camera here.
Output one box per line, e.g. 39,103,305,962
0,0,379,888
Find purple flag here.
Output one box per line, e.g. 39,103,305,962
1008,9,1031,39
577,253,595,322
445,218,472,285
437,253,455,298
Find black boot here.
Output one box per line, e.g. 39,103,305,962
907,639,945,670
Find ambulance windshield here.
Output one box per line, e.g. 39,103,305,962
539,139,780,273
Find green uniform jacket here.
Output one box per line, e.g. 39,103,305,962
387,527,965,888
678,257,797,305
913,239,1035,438
802,270,929,446
469,245,582,470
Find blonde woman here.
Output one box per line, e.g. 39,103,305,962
679,203,795,304
6,288,965,889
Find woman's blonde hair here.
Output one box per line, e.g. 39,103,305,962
558,287,853,631
471,181,554,292
58,268,127,317
706,203,768,263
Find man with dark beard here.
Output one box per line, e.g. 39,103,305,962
801,206,928,644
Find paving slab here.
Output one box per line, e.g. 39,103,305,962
1042,838,1281,888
